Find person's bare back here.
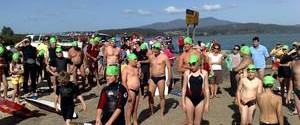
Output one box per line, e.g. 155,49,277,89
68,47,83,65
257,92,282,124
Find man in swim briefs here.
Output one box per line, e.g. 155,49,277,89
121,53,141,125
148,41,171,119
68,41,87,85
287,42,300,118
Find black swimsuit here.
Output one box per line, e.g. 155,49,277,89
241,100,256,107
130,88,139,95
294,88,300,99
151,76,166,85
186,70,205,106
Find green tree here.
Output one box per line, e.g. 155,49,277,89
1,26,14,36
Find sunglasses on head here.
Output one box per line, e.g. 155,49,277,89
189,62,197,66
152,47,160,50
109,64,118,67
247,68,256,71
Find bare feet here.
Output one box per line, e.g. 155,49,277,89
161,115,165,120
133,121,139,125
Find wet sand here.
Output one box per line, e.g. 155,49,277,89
0,60,299,125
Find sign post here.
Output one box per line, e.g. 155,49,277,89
186,9,199,43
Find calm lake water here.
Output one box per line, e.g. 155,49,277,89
140,33,300,52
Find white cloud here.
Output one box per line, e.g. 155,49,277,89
137,9,152,15
164,6,185,14
202,4,223,11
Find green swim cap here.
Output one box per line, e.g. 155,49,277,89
282,45,289,50
189,54,199,64
55,47,63,53
152,42,161,49
38,50,46,56
127,53,137,61
94,37,101,43
247,64,256,71
12,53,20,60
205,42,211,48
49,37,57,44
106,65,119,76
89,38,95,43
72,41,78,47
140,43,147,50
0,46,4,54
263,75,275,86
110,37,116,42
240,46,250,55
184,37,193,44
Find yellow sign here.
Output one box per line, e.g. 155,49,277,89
186,9,199,25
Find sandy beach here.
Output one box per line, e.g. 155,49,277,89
0,59,299,125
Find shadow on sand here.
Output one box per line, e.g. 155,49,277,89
0,110,46,125
137,98,179,124
228,102,240,125
223,87,236,97
82,93,98,102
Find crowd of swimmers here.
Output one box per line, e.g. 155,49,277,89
0,34,300,125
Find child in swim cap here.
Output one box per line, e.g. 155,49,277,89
55,71,87,125
96,65,128,125
10,53,24,102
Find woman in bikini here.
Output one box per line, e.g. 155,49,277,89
182,54,210,125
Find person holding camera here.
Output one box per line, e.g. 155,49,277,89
15,37,38,98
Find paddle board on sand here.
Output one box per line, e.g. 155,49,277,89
0,97,32,117
155,67,169,96
70,122,93,125
25,98,78,119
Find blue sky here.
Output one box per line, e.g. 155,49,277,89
0,0,299,34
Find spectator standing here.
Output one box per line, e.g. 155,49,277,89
250,36,269,79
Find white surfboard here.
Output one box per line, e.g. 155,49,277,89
25,98,78,118
155,67,169,96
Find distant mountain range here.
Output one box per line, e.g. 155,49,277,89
138,17,239,30
98,17,300,37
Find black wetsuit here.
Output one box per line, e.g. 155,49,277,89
56,82,81,121
48,48,56,62
20,45,37,93
97,82,127,125
46,47,57,88
133,49,149,95
186,70,205,106
49,57,71,73
278,54,292,78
